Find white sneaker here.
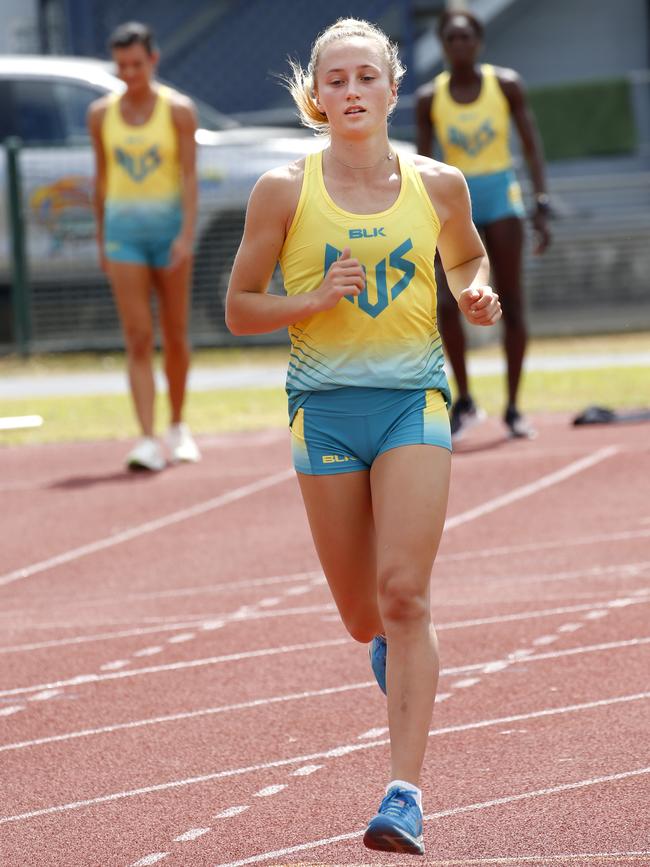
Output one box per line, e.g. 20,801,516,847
166,422,201,464
126,437,166,472
450,396,486,443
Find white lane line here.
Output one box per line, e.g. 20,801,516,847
438,527,650,564
0,638,348,698
28,689,62,702
509,649,533,659
173,827,210,842
5,589,647,657
44,570,322,610
132,646,163,657
358,728,388,740
4,633,650,701
201,620,226,631
0,468,294,588
8,523,648,625
490,561,650,592
167,633,195,644
254,785,286,797
131,855,169,866
369,852,650,865
445,446,618,530
532,635,559,647
482,662,509,674
557,623,584,633
436,594,650,632
257,598,281,608
210,767,650,867
449,637,650,676
214,806,249,819
0,681,375,754
584,610,609,620
290,765,323,776
2,690,648,826
452,678,481,689
0,705,25,717
100,660,130,671
0,571,323,626
387,853,650,865
3,523,648,624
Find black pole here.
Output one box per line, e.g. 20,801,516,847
5,137,31,357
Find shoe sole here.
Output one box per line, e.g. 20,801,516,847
127,460,165,472
364,819,424,855
451,408,487,443
505,424,538,440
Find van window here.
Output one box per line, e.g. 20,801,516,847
2,78,104,145
9,79,66,144
54,80,104,144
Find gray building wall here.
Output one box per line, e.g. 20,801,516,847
0,0,39,53
486,0,649,85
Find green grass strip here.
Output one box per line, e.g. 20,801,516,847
2,365,648,447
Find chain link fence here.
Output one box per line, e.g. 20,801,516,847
2,138,650,354
1,0,649,354
3,156,650,351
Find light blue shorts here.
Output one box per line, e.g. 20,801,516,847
104,203,182,268
466,169,525,227
290,387,452,476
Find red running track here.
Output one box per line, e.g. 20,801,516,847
1,415,649,866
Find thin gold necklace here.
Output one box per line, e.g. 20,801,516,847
328,149,395,170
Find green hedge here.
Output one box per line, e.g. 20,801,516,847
528,77,637,161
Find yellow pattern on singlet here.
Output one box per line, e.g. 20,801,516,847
279,151,450,415
102,85,181,206
431,64,512,176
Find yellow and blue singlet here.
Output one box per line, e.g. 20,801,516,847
279,150,452,474
431,64,525,225
102,85,182,267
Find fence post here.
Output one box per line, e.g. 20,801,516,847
5,136,31,357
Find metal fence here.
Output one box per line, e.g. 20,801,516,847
525,171,650,335
2,146,650,355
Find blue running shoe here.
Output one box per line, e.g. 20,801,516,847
363,787,425,855
369,634,387,695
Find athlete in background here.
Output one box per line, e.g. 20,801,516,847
417,9,551,439
88,21,200,470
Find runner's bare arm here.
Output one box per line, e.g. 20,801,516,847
422,162,501,326
170,96,198,263
225,167,365,335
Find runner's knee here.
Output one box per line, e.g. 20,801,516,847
124,328,154,360
377,567,429,626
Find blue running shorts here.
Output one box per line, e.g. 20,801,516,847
290,387,452,476
104,203,182,268
466,168,525,227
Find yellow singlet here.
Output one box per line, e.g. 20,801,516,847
102,85,181,209
279,151,450,417
431,64,513,176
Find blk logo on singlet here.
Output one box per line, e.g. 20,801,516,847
448,119,496,157
349,227,386,238
324,239,415,318
115,145,161,182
